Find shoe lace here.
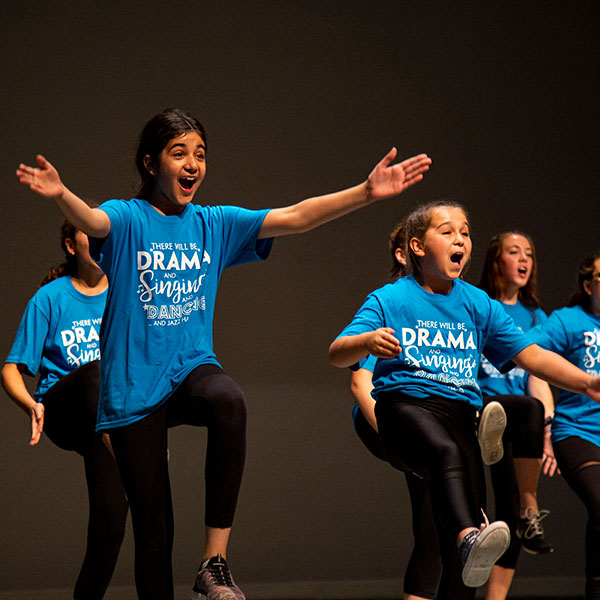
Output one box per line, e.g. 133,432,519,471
522,508,550,539
205,556,234,587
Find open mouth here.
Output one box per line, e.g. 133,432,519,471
518,266,528,276
179,176,196,191
450,252,463,265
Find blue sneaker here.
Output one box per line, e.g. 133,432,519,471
459,518,510,587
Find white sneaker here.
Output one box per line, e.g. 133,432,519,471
459,519,510,588
478,401,506,465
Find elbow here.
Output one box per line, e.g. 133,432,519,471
328,343,346,368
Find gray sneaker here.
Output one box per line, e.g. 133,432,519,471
478,401,506,465
192,554,245,600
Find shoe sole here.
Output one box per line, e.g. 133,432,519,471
515,531,554,555
462,522,511,588
520,543,554,555
478,401,506,466
191,587,245,600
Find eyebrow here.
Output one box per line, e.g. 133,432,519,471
435,220,470,229
506,244,532,251
168,142,206,151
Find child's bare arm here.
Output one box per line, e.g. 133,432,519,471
259,150,431,238
17,155,110,238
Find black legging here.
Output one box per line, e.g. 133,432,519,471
483,394,544,569
375,392,486,600
353,409,441,599
42,360,128,600
108,363,247,600
553,436,600,599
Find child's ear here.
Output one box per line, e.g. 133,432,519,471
583,279,593,297
143,155,157,176
409,237,425,257
65,238,76,256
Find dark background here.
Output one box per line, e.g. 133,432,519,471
1,0,598,595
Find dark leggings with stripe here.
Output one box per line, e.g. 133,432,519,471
353,409,441,599
375,392,486,600
483,394,544,569
553,436,600,599
108,363,247,600
42,360,128,600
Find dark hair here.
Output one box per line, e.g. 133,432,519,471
566,249,600,311
404,199,469,275
388,220,410,281
479,231,541,308
39,220,78,287
135,108,207,199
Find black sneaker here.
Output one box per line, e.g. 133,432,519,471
516,507,554,554
191,554,245,600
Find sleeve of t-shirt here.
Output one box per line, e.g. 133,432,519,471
481,298,534,372
5,296,49,377
335,294,385,340
527,310,568,355
357,354,377,373
217,206,274,268
334,294,385,372
87,199,125,278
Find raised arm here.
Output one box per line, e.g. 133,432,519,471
259,150,431,238
17,155,110,238
514,344,600,403
1,363,45,446
329,327,401,368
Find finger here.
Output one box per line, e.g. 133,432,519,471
401,153,431,171
403,156,432,178
36,154,49,168
378,147,398,169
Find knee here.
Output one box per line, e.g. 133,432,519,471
88,507,127,549
208,383,247,430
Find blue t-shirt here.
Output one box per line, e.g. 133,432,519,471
336,275,532,408
478,301,547,396
6,276,106,401
89,198,273,430
528,305,600,447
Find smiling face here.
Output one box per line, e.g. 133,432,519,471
498,233,533,293
410,206,472,293
144,131,207,215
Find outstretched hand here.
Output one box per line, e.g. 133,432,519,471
366,149,431,201
17,155,65,199
365,327,402,359
29,402,45,446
